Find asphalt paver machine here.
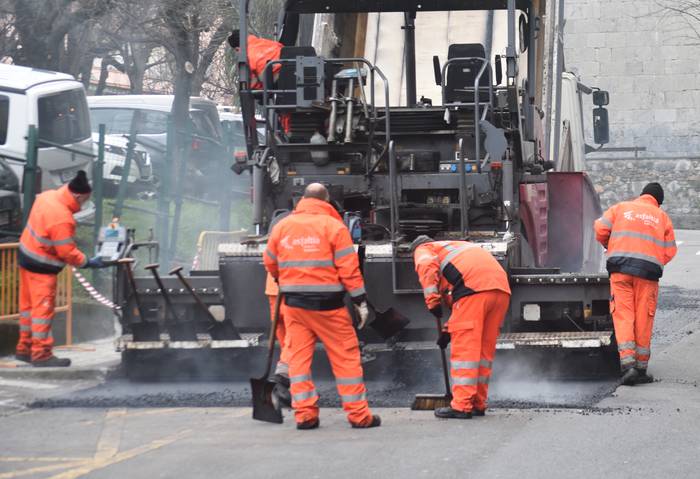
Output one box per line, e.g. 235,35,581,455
115,0,618,380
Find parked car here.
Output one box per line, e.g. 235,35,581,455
219,111,265,163
0,157,21,240
0,64,95,222
87,95,231,197
93,133,154,197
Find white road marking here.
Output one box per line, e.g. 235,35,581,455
0,378,58,390
696,250,700,256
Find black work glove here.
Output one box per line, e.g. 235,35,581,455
429,305,443,319
437,330,451,349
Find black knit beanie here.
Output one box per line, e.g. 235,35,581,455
227,30,240,49
68,170,92,194
641,182,664,206
410,235,433,252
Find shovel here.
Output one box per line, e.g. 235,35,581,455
169,266,240,341
144,264,198,341
411,313,453,410
250,293,284,423
117,258,160,341
368,303,411,340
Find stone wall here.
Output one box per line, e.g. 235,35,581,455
564,0,700,227
587,157,700,229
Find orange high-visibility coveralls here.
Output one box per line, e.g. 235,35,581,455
265,273,290,376
16,185,87,361
264,197,373,426
247,35,283,90
414,241,511,413
594,194,676,371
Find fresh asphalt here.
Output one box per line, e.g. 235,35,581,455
0,230,698,478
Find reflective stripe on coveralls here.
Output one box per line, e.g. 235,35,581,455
609,273,659,371
285,304,374,426
413,240,511,313
594,194,676,281
18,185,87,275
263,198,366,300
449,291,510,412
16,268,58,361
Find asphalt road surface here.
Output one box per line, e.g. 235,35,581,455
0,230,699,478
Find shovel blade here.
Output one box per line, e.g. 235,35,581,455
166,321,198,342
250,377,283,423
207,319,241,341
131,321,161,342
370,307,411,340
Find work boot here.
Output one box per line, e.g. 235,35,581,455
472,408,486,417
635,369,654,384
296,417,320,430
14,353,30,363
32,356,71,368
434,407,472,419
351,415,381,429
621,367,639,386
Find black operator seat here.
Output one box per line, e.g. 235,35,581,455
276,46,318,105
445,43,491,105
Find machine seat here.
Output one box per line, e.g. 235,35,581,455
445,43,491,105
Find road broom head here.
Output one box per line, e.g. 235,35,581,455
411,394,452,411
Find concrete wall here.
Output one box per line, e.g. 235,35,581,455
563,0,700,227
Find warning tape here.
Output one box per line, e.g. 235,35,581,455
71,267,120,311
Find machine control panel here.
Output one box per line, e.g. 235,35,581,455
96,221,128,261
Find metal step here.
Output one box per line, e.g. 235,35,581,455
116,331,612,353
115,333,261,351
497,331,613,349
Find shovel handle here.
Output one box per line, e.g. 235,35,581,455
120,259,148,321
263,293,283,380
145,264,181,326
435,315,452,399
170,268,218,325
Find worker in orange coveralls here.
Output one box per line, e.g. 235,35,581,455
16,171,106,367
594,183,676,385
228,30,283,90
228,27,299,133
411,236,511,419
263,183,380,430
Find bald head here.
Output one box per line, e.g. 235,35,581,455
304,183,330,202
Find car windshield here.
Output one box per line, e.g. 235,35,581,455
90,107,219,140
38,89,91,144
191,109,220,140
89,108,170,135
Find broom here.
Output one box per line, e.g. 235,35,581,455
411,314,453,410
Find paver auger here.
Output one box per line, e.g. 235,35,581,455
114,0,619,381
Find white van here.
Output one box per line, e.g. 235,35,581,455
0,64,94,220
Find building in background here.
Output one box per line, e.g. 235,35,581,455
564,0,700,228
